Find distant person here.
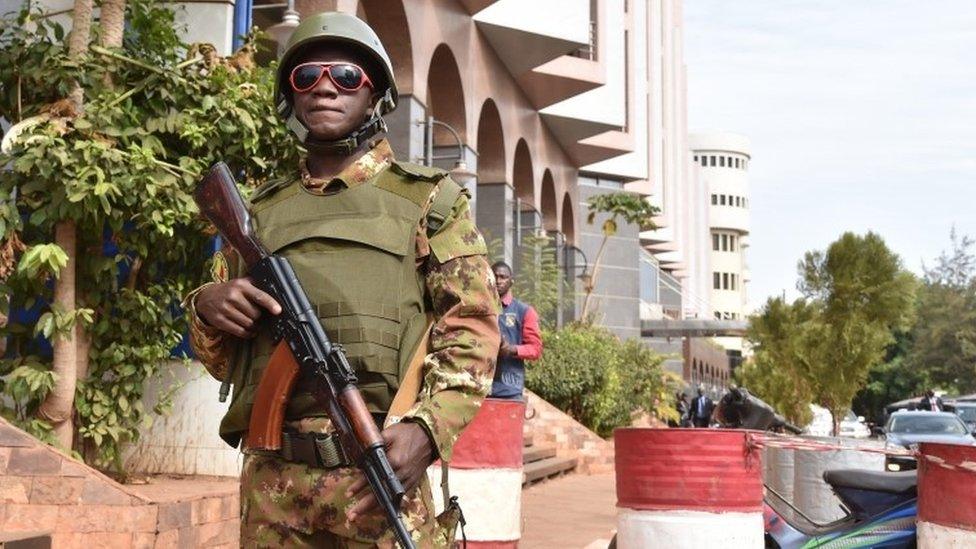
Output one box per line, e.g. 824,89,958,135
919,390,944,412
690,386,714,428
674,392,691,427
489,261,542,400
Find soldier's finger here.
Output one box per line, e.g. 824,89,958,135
241,279,282,315
217,306,257,338
229,293,261,321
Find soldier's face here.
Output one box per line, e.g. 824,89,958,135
493,267,513,297
291,44,377,142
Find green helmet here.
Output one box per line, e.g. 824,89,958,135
275,12,397,153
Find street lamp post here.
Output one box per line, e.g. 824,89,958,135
417,116,477,189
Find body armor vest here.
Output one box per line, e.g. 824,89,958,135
218,162,451,447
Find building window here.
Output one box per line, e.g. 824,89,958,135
731,274,737,291
731,235,737,251
712,233,720,251
711,194,718,205
735,158,740,168
714,311,721,320
719,156,725,167
713,272,721,289
710,156,716,167
722,272,730,290
720,195,726,205
721,234,728,251
694,155,698,162
727,156,733,167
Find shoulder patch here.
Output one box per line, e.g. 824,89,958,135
389,160,447,183
248,176,295,204
429,193,488,263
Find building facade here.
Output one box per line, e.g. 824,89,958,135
690,131,751,353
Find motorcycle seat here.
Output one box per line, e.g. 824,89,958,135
823,469,917,496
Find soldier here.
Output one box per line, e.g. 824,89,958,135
184,12,500,547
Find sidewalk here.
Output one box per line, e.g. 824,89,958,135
520,473,616,549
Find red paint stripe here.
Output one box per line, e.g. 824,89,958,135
449,399,525,469
918,443,976,532
465,541,519,549
615,428,763,513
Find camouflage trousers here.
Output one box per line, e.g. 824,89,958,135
240,419,450,548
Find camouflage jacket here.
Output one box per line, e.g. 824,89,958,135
185,139,500,461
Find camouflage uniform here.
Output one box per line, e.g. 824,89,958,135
186,139,500,547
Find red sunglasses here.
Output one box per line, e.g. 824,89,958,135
289,62,374,94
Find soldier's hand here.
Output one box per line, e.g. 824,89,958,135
195,278,281,338
345,421,435,521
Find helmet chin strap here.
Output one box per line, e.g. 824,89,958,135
283,92,393,156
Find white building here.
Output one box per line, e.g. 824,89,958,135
690,131,752,350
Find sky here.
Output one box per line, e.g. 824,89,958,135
684,1,976,309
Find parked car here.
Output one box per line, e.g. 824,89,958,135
803,405,871,438
953,401,976,431
883,410,975,472
839,410,871,439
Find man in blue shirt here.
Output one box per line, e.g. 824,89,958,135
489,262,542,400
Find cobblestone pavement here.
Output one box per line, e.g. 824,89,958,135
521,473,616,549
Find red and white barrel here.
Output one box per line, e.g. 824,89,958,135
614,428,764,548
917,442,976,548
430,398,525,548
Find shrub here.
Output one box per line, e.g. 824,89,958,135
526,323,676,437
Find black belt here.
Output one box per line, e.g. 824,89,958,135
278,431,352,469
272,413,386,469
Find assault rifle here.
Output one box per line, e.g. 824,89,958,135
195,163,416,549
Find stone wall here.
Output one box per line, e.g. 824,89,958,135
523,390,614,474
0,417,238,548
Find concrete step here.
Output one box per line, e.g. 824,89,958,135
522,456,578,485
523,445,557,464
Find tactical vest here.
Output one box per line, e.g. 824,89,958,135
218,162,458,448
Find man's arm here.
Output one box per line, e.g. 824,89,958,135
183,250,238,381
515,305,542,361
401,191,501,461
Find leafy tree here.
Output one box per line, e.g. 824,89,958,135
0,2,298,468
742,232,915,435
737,297,816,426
581,192,657,320
798,232,916,434
906,230,976,393
852,336,926,425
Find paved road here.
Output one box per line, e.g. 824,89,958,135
521,473,616,549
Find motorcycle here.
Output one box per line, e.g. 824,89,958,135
719,388,918,549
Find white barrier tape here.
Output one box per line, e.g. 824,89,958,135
747,432,976,476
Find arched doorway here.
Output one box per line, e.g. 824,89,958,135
426,44,466,147
359,0,413,95
561,192,575,246
540,170,557,232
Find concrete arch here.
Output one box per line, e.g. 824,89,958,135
360,0,414,95
426,44,466,146
476,99,506,184
540,170,557,232
513,138,534,207
560,192,575,245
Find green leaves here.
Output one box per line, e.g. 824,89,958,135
17,243,69,279
526,323,677,437
586,192,659,235
0,0,298,469
743,232,917,433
